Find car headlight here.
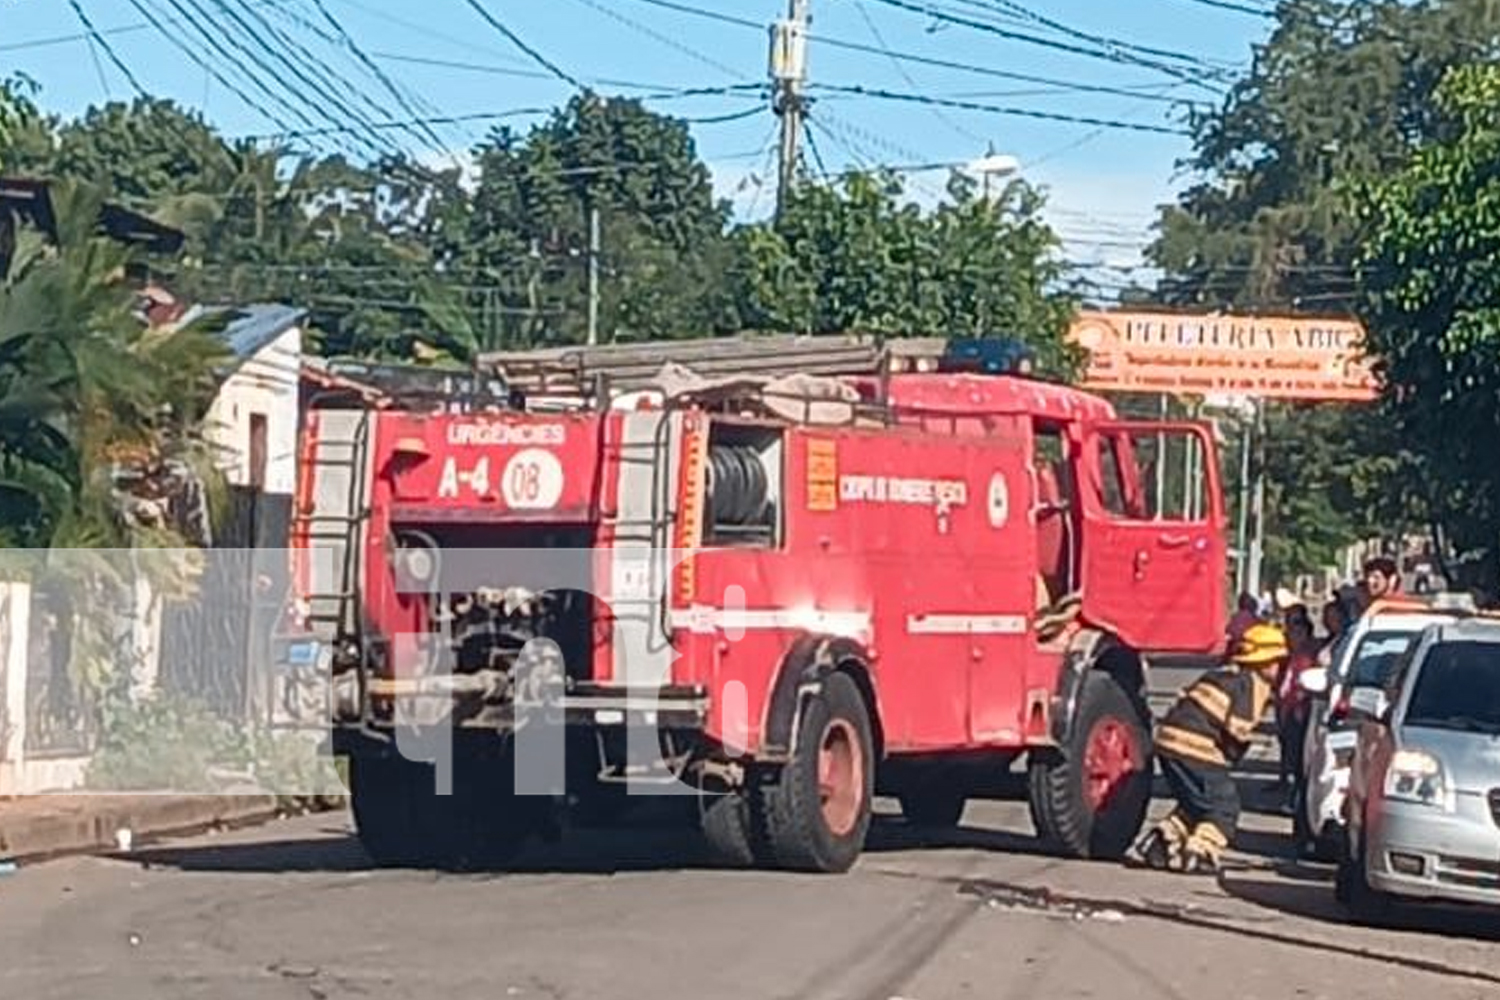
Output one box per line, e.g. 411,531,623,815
1384,749,1455,811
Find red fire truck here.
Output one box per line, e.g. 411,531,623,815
287,337,1226,873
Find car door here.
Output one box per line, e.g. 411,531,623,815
1077,420,1226,653
1346,640,1420,835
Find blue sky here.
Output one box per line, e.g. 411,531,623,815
2,1,1275,286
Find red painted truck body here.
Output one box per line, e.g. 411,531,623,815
291,346,1226,872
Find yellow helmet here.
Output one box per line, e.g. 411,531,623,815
1231,623,1290,669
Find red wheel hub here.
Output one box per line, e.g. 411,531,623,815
818,719,864,836
1082,717,1139,813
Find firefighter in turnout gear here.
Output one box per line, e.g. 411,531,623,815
1135,623,1289,875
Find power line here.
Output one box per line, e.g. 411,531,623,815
370,51,759,97
863,0,1235,89
122,0,312,142
305,0,458,162
65,0,149,96
952,0,1243,70
851,0,986,145
809,83,1191,135
1169,0,1275,17
459,0,582,89
563,0,746,79
246,93,766,141
613,0,1216,104
0,0,286,53
205,0,416,160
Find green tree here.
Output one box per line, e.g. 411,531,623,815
1139,0,1500,579
1356,62,1500,589
0,181,229,548
48,97,236,204
448,93,738,349
733,170,1078,375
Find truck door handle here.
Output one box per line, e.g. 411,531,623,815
1133,549,1149,580
1157,533,1191,549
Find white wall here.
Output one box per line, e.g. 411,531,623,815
204,325,302,496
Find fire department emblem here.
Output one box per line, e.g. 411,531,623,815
987,473,1009,529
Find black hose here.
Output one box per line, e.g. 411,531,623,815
707,444,769,526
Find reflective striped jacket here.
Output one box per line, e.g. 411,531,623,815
1156,665,1274,768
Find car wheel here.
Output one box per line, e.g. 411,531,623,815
1341,832,1394,926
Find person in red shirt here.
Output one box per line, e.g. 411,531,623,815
1275,605,1319,794
1226,592,1260,649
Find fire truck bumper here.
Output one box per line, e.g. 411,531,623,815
330,675,711,735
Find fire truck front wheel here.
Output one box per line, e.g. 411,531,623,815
1027,671,1152,860
759,672,876,874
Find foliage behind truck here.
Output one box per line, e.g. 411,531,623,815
285,336,1228,873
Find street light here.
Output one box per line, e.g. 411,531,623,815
963,151,1021,199
964,153,1021,178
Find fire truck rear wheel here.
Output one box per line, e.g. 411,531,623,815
759,671,875,874
1027,671,1152,860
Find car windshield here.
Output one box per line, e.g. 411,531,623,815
1404,641,1500,735
1342,631,1417,689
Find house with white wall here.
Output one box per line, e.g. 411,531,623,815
1,302,311,795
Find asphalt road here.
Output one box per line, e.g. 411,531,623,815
3,783,1498,1000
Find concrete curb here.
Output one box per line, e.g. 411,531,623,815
0,794,283,862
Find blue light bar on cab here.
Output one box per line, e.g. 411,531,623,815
940,337,1035,376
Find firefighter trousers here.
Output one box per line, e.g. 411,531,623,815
1150,755,1240,869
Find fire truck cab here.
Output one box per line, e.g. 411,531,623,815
289,337,1226,873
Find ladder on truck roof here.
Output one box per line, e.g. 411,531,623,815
477,333,955,407
300,334,1031,423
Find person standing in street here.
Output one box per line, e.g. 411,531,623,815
1226,592,1260,648
1274,607,1318,799
1135,623,1290,875
1320,599,1349,647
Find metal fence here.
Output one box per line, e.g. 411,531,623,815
22,579,102,757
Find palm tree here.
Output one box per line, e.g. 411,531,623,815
0,179,230,549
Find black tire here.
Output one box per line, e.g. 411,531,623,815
1027,671,1153,860
351,753,546,871
700,788,760,867
350,756,425,868
1341,832,1394,926
759,672,875,873
899,786,968,828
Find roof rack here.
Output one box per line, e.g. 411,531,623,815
304,334,1043,414
304,358,514,412
479,334,896,401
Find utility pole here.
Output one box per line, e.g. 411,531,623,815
770,0,810,219
1246,397,1268,599
586,203,600,347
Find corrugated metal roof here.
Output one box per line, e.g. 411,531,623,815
217,303,307,359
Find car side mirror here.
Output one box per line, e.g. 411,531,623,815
1347,686,1390,723
1298,667,1330,696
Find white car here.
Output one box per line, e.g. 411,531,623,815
1340,618,1500,921
1296,600,1473,859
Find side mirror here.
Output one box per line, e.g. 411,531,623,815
1298,667,1330,696
1347,686,1390,722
